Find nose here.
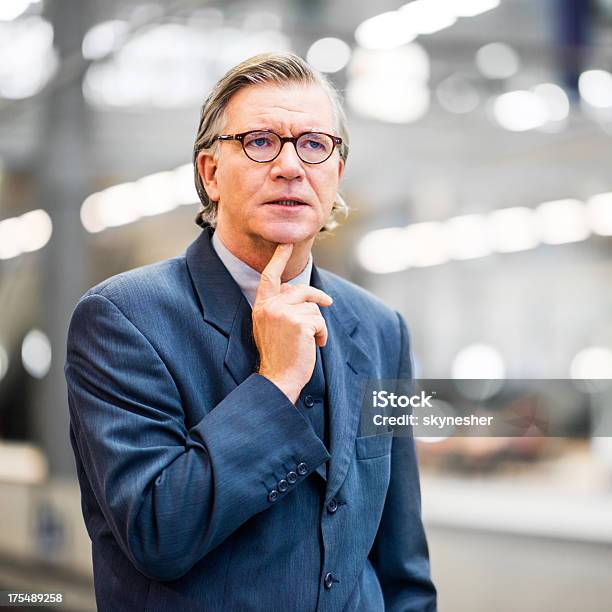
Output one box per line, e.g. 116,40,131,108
269,141,305,182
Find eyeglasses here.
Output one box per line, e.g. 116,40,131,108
215,130,343,164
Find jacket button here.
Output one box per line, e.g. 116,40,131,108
267,490,278,503
327,498,338,513
324,572,334,589
297,462,308,476
286,471,298,484
277,479,288,492
304,394,315,408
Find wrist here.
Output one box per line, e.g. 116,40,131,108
257,371,300,404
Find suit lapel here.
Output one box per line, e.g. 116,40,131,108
224,296,257,386
312,266,373,498
185,227,257,386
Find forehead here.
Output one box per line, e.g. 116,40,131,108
224,82,335,132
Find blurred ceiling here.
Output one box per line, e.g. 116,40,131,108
1,0,611,194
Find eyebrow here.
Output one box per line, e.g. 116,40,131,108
238,125,320,134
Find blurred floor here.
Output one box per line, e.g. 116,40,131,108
428,526,612,612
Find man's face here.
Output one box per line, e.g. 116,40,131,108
198,82,344,250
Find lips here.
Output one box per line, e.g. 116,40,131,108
264,198,309,206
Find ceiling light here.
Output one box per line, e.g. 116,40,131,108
444,214,491,260
493,90,548,131
22,329,52,379
357,227,412,274
453,0,500,18
578,69,612,109
535,199,590,245
476,42,520,79
306,37,351,73
586,192,612,235
452,343,506,379
355,11,416,50
487,207,539,253
399,1,456,35
405,222,449,267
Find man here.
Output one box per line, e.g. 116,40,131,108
66,52,436,611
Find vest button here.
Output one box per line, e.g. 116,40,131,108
304,395,315,408
327,498,338,513
324,572,334,589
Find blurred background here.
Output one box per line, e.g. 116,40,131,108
1,0,612,609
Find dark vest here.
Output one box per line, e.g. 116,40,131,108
295,346,328,481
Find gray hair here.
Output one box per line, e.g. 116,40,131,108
192,52,350,232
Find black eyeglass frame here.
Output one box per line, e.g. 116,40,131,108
215,130,344,164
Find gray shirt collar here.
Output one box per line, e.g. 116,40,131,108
211,230,313,307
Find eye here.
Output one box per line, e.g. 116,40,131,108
298,134,331,153
244,132,276,149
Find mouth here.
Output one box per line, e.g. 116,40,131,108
264,198,309,207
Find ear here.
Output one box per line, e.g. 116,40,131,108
197,151,220,203
337,157,345,182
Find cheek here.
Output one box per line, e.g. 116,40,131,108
218,162,264,199
311,169,339,206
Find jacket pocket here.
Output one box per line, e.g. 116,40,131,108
354,429,394,460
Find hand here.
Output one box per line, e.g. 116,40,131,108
252,243,333,404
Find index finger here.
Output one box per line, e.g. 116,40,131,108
255,243,294,302
277,285,333,307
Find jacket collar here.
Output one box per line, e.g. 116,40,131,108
186,226,246,337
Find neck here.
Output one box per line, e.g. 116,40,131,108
214,226,313,282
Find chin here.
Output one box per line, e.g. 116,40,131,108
256,221,318,245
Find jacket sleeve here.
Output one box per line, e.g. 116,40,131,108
368,311,437,611
65,292,330,582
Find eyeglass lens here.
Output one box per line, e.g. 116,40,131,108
242,131,334,163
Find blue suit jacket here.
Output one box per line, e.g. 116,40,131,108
65,227,436,611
